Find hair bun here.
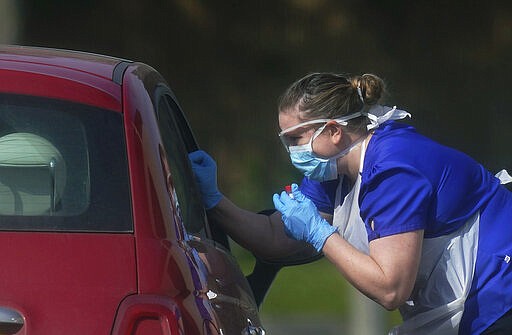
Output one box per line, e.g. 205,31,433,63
357,73,386,105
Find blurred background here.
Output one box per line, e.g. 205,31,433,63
2,1,512,333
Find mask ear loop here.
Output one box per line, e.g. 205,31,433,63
309,119,347,156
308,122,329,149
301,120,341,154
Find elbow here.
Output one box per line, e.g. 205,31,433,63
374,277,415,311
380,300,401,311
378,290,409,311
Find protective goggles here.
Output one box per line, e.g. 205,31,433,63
278,112,363,152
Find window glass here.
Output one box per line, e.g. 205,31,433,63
0,93,132,232
156,94,206,235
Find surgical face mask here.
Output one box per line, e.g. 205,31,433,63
288,124,363,182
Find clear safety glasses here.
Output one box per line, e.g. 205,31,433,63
279,119,331,152
278,112,363,152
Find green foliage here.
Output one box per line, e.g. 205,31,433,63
261,258,351,316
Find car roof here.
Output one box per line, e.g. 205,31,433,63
0,45,130,80
0,45,133,111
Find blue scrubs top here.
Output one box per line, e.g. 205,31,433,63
300,121,512,334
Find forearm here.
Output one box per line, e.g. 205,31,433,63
207,197,315,260
322,231,423,310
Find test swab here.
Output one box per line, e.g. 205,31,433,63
285,185,294,199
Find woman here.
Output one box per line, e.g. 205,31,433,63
189,73,512,334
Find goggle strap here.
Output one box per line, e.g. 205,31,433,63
279,111,366,137
278,119,333,137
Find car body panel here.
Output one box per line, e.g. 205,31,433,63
0,233,136,334
0,45,264,334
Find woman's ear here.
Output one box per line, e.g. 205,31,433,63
327,122,343,144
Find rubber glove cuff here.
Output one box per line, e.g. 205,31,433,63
309,218,338,252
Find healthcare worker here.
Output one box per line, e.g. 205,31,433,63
189,72,512,334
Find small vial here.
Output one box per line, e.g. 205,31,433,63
285,185,294,199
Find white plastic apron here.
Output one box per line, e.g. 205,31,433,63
333,138,370,254
332,136,512,334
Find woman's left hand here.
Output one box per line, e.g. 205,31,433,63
273,183,337,251
188,150,223,209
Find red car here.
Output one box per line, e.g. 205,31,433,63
0,45,267,335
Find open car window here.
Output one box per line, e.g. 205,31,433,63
155,92,208,236
0,93,132,232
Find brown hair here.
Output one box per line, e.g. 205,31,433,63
278,72,387,131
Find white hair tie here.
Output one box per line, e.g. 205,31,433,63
357,83,364,104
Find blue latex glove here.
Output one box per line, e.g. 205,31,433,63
273,183,337,252
188,150,223,209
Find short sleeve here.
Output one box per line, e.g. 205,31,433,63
299,177,339,214
360,163,433,241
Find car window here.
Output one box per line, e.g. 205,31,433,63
0,93,132,232
156,93,207,235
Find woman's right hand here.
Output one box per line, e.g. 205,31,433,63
188,150,223,209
